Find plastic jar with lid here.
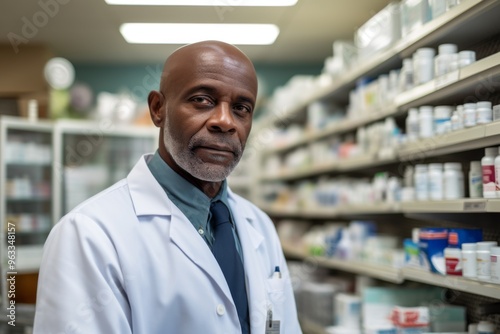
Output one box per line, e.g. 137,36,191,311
491,246,500,283
428,163,443,200
406,108,419,142
444,247,462,276
450,109,463,131
434,44,458,77
476,101,493,125
477,241,498,280
458,50,476,68
462,243,477,278
399,58,414,92
482,147,497,198
477,320,495,334
414,164,429,201
463,103,477,127
444,162,464,199
469,161,483,198
419,106,434,138
434,106,453,135
413,48,435,85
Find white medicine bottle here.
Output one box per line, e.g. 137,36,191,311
482,147,498,198
469,161,482,198
406,108,419,141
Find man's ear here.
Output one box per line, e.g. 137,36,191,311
148,90,164,127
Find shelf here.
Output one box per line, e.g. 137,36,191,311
299,317,328,334
263,203,398,218
6,197,51,202
282,243,500,298
395,51,500,109
402,267,500,300
262,199,500,217
266,0,500,127
6,162,52,167
282,242,402,283
400,199,488,213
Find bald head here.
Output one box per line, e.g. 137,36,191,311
160,40,258,98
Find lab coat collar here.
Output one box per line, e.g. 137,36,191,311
127,154,173,217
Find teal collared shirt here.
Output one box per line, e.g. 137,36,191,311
147,151,243,258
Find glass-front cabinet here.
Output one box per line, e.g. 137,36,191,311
53,120,157,219
0,116,54,306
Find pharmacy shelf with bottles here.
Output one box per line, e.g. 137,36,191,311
0,116,157,306
253,0,500,312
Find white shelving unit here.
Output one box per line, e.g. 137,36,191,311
253,1,500,327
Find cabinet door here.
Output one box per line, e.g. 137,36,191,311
60,132,155,217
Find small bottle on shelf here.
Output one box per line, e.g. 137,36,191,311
481,147,497,198
444,162,464,199
469,161,482,198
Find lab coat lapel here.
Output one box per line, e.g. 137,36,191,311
168,205,233,301
229,194,268,332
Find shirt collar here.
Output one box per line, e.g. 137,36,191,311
146,150,229,225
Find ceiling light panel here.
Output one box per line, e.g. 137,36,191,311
120,23,280,45
106,0,297,6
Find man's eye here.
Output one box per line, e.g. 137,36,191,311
191,96,210,104
234,104,252,114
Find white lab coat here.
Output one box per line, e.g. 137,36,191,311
34,154,302,334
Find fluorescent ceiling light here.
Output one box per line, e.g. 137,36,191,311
120,23,279,45
106,0,297,6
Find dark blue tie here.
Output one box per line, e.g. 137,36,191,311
211,201,250,334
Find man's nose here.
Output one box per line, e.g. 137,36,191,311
207,102,236,133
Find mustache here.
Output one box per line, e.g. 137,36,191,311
188,135,243,157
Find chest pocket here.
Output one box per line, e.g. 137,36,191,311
266,274,286,323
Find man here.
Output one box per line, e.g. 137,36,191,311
34,40,302,334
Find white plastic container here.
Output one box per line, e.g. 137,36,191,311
462,243,477,278
458,50,476,68
430,0,447,19
434,44,458,77
469,161,483,198
444,162,464,199
428,163,443,200
477,241,498,280
493,103,500,122
463,103,477,127
451,110,463,131
476,101,493,125
406,108,420,141
413,48,436,85
400,58,414,92
415,164,429,201
434,105,453,135
491,246,500,284
419,106,434,138
482,147,497,198
477,320,495,334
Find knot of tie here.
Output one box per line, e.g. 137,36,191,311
210,201,231,228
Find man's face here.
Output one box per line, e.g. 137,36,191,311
160,49,257,182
